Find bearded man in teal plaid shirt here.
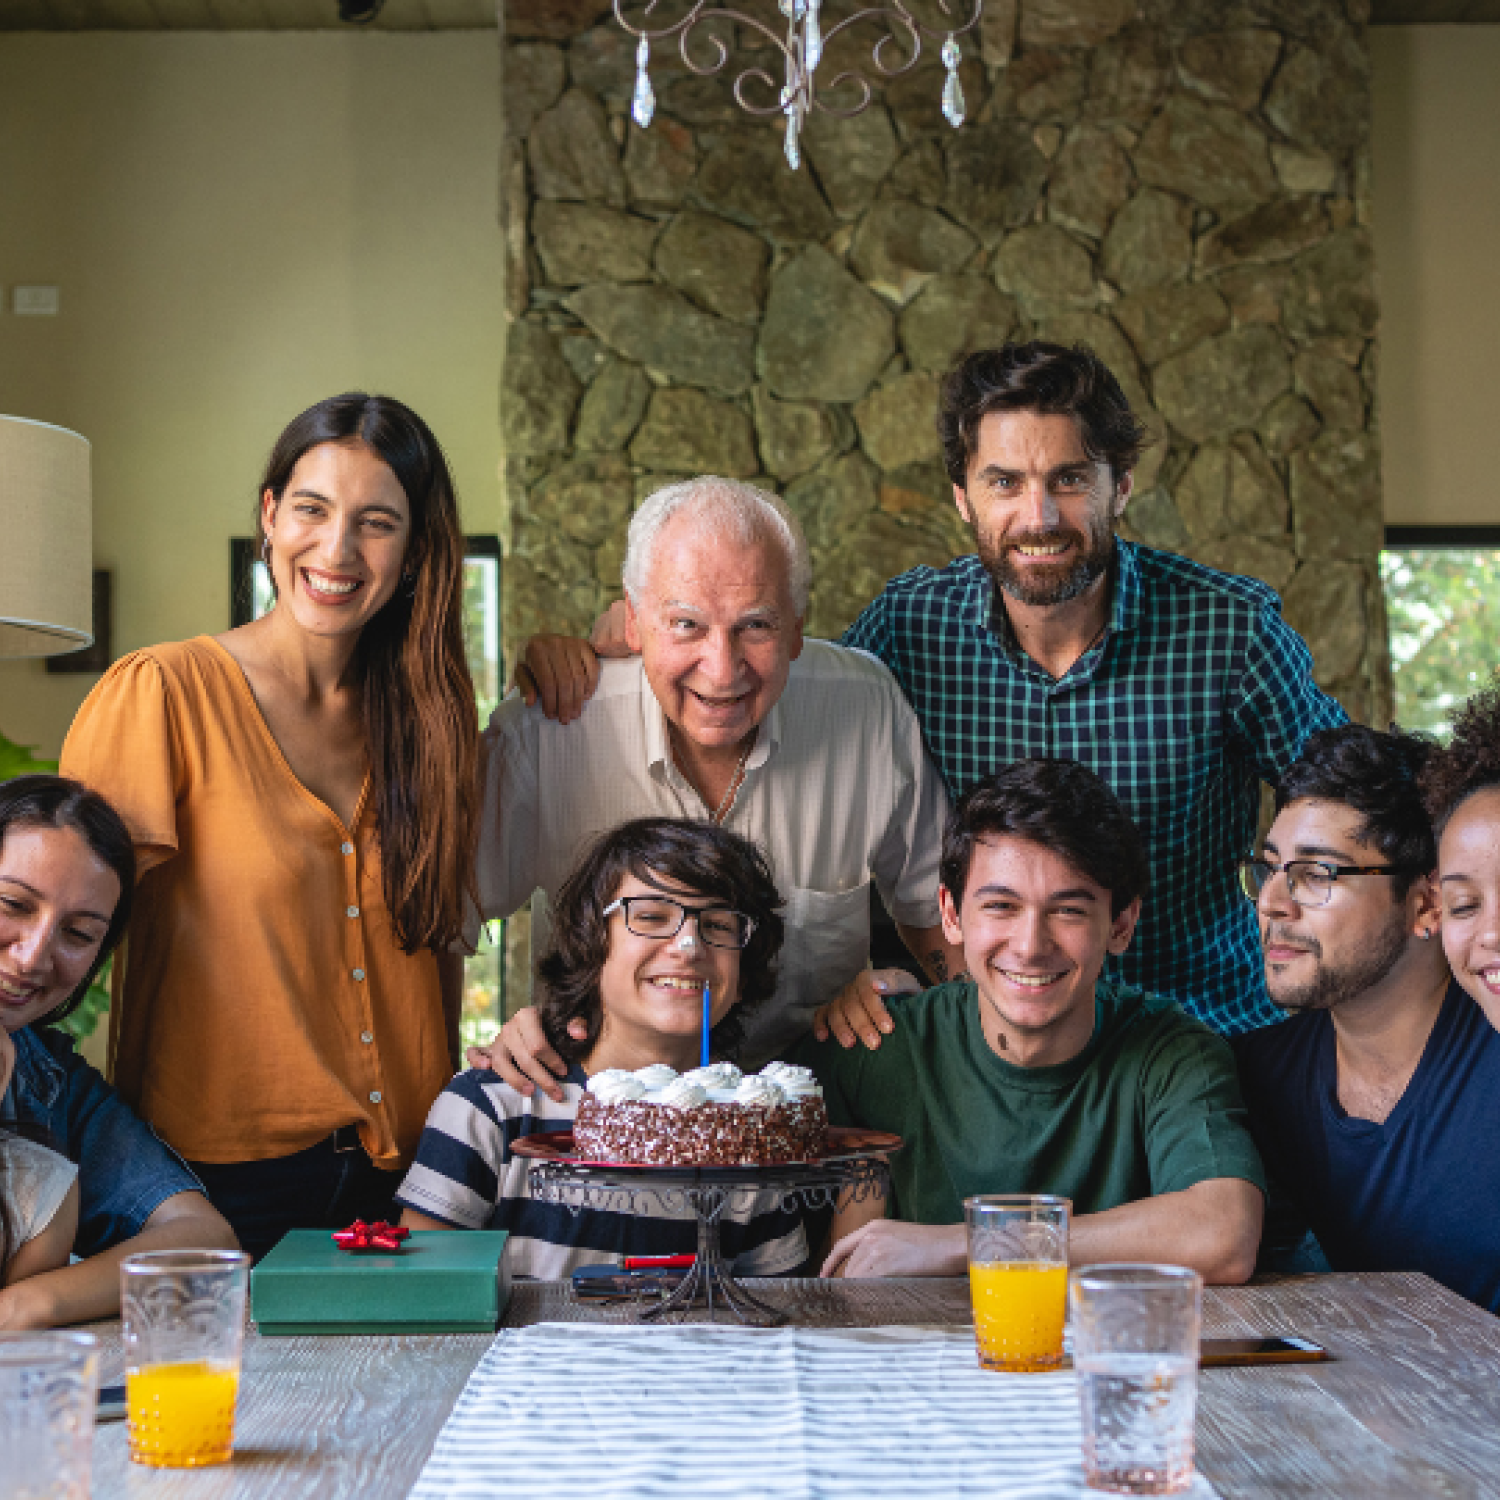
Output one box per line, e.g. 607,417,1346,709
837,342,1345,1036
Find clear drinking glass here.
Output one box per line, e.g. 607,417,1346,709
0,1330,100,1500
120,1248,250,1467
964,1194,1071,1372
1071,1264,1204,1494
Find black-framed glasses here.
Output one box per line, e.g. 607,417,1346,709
1238,857,1403,908
602,896,756,950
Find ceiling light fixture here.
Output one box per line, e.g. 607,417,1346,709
615,1,983,169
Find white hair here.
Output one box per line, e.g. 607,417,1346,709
621,476,812,617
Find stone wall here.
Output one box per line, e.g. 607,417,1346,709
497,0,1390,999
501,0,1390,687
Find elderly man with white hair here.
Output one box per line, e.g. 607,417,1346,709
470,476,957,1099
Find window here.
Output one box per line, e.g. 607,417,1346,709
230,536,505,1046
1381,526,1500,737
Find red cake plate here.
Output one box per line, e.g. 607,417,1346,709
512,1127,903,1327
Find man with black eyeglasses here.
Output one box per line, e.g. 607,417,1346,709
1232,725,1500,1312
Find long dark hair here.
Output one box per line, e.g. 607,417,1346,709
535,819,785,1065
0,775,135,1027
258,395,478,953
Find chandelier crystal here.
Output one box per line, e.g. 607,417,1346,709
616,2,983,170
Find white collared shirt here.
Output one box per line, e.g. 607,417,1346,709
475,640,948,1065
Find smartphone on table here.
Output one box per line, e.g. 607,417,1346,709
1200,1335,1330,1367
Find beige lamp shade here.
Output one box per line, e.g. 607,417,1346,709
0,414,93,658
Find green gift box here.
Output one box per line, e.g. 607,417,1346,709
251,1229,510,1335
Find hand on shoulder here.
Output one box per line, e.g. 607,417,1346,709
812,969,919,1050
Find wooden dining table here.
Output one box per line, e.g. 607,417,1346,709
84,1270,1500,1499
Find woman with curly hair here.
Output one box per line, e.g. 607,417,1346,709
395,817,808,1279
1421,682,1500,1030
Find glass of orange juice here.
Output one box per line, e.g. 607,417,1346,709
120,1249,250,1467
964,1195,1071,1372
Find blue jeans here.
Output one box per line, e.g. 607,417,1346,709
188,1133,402,1262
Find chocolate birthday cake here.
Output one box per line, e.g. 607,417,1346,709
573,1061,827,1167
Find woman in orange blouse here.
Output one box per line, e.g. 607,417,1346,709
61,394,479,1258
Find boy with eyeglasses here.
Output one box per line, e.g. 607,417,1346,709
1233,725,1500,1312
395,818,806,1279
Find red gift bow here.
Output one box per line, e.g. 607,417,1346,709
332,1219,410,1253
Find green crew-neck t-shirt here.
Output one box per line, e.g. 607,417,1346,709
795,978,1265,1225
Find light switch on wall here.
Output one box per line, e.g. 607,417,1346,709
12,286,61,316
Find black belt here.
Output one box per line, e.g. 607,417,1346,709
331,1124,364,1154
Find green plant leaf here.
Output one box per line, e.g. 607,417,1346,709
0,730,58,777
52,957,113,1044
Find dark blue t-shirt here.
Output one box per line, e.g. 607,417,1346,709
1232,982,1500,1312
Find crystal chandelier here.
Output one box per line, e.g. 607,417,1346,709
616,2,984,170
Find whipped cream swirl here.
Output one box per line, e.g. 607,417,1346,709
632,1064,679,1090
657,1077,709,1110
586,1071,648,1105
760,1062,823,1100
684,1062,742,1091
733,1075,786,1108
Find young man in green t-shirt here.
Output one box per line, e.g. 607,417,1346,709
802,758,1265,1283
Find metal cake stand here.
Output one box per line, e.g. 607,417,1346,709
513,1129,899,1328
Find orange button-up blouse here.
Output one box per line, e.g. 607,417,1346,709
60,637,451,1168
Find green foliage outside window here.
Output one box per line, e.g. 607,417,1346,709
1381,549,1500,738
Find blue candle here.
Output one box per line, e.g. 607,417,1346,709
701,982,712,1067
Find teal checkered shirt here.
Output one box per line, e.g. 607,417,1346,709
844,541,1347,1034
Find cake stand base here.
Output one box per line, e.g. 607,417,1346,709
524,1148,894,1327
639,1187,787,1327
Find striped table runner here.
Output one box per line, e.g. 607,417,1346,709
409,1322,1218,1499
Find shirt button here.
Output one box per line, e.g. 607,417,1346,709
352,968,366,982
369,1091,382,1104
347,905,359,919
341,842,354,856
360,1031,374,1045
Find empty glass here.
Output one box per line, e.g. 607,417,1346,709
0,1330,100,1500
964,1195,1071,1372
121,1248,250,1467
1071,1264,1203,1494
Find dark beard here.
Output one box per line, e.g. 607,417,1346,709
975,521,1117,608
1265,916,1412,1012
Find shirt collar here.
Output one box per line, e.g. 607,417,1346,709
1111,538,1144,635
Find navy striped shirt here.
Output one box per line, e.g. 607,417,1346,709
844,543,1347,1033
395,1065,807,1280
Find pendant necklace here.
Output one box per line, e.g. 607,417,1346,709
711,738,755,825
